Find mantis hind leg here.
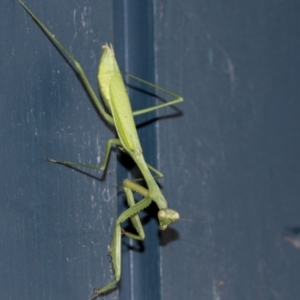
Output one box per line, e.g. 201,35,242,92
18,0,114,126
91,180,150,299
126,74,183,117
147,163,163,179
132,162,164,183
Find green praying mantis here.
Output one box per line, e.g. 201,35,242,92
19,1,183,298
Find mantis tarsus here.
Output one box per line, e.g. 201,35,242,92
19,1,183,298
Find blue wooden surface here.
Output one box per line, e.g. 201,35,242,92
2,1,300,300
155,1,300,299
1,1,116,299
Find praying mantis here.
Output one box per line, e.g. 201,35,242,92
18,1,183,298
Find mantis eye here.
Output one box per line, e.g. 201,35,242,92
158,209,180,230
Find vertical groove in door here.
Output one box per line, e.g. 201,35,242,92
113,1,161,299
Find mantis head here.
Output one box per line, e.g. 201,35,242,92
158,209,180,230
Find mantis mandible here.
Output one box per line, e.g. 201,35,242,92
19,1,183,298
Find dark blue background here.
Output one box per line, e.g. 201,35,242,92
1,1,300,299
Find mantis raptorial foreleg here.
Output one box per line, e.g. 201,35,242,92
90,181,149,299
19,1,183,299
